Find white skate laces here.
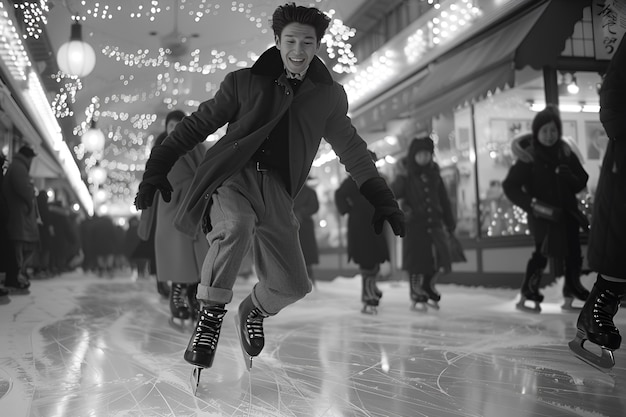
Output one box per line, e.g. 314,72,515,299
246,308,266,340
192,309,225,350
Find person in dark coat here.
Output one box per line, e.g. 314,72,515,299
293,180,319,285
2,145,39,291
138,109,209,322
134,3,405,382
335,151,388,313
0,152,14,299
569,36,626,370
391,137,456,310
503,105,589,313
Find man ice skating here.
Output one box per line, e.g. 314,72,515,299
134,2,405,394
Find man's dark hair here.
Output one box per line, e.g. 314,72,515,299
271,3,331,43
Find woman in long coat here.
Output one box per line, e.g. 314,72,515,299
335,151,389,312
391,137,455,309
2,146,39,291
138,110,209,322
503,106,589,313
570,36,626,369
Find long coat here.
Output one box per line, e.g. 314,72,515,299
587,36,626,278
139,142,209,284
157,47,380,237
293,184,319,266
502,134,588,258
2,153,39,243
335,177,389,269
391,147,455,275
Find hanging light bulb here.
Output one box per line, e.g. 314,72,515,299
81,119,105,153
89,163,107,186
567,74,580,94
56,21,96,77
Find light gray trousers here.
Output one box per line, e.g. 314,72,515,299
196,162,312,315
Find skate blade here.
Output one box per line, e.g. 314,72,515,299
410,302,428,312
516,300,541,313
561,297,583,312
233,313,253,371
361,304,378,315
568,332,615,372
426,300,440,310
169,317,190,332
190,366,202,396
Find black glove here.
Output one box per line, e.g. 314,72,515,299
134,144,178,210
359,177,405,237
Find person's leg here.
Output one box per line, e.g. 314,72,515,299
249,170,312,316
185,168,257,369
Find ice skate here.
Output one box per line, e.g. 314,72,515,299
569,278,624,372
409,274,429,312
235,295,268,370
516,262,544,313
4,274,31,295
561,261,589,312
421,273,441,310
184,303,226,395
361,274,380,315
516,295,542,313
169,283,191,329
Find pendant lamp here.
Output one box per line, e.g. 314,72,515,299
56,22,96,77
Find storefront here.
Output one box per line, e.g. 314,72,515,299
310,0,613,285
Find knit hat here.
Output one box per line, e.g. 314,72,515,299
18,145,36,158
165,110,186,126
410,136,434,153
531,104,562,140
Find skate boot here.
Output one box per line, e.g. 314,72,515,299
169,283,191,327
185,303,226,394
516,253,546,313
187,283,200,321
409,274,429,312
569,275,625,371
421,273,441,310
561,258,590,311
361,272,381,314
235,294,268,370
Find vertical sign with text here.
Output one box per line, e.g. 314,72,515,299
593,0,626,59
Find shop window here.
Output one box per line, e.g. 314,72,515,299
434,109,478,239
472,69,601,238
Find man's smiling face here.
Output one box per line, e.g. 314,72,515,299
275,22,320,75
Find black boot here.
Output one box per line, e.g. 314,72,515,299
409,273,429,311
562,257,590,310
236,294,268,369
170,283,191,320
187,283,200,320
517,252,546,313
184,303,226,368
569,275,625,370
361,271,380,314
421,273,441,303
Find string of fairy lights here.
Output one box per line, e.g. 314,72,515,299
14,0,450,214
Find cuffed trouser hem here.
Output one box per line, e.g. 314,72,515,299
251,280,312,316
197,284,233,306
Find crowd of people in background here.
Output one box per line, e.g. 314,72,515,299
0,146,159,304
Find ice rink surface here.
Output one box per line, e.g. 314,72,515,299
0,270,625,417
